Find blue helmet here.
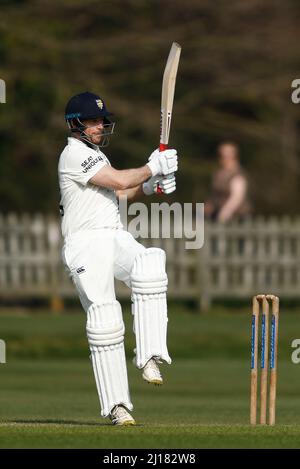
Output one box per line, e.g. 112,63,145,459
65,91,115,147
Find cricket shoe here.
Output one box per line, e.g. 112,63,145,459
142,357,163,385
108,405,136,426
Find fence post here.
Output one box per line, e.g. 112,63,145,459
197,220,210,312
47,215,64,313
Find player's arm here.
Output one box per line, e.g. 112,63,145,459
218,175,247,222
89,148,178,191
89,165,151,191
116,185,144,201
116,172,177,201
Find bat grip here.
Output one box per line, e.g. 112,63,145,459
156,143,168,193
157,143,174,194
159,143,168,151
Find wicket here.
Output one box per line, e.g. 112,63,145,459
250,294,279,425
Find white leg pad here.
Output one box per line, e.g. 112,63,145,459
86,301,133,417
131,248,172,369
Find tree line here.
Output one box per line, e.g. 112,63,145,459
0,0,300,215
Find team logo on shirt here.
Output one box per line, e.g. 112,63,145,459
96,99,103,109
76,266,86,274
81,155,104,173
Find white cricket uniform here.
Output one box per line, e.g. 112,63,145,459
58,137,171,418
59,137,122,238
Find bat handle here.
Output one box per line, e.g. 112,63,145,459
157,143,174,194
159,143,168,151
157,143,168,193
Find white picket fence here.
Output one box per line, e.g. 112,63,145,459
0,213,300,310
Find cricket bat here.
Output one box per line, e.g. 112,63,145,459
157,42,181,193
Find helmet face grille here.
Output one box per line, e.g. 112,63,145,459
67,118,115,148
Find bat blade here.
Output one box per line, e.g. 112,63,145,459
160,42,181,149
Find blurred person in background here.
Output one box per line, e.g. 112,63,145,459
204,141,252,223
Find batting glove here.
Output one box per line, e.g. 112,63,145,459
142,175,161,195
157,174,176,194
147,148,178,177
143,174,176,195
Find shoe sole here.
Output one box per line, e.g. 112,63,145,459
114,419,136,426
144,378,163,385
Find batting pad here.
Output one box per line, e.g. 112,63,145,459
86,301,133,417
131,248,172,369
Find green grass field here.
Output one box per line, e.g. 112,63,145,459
1,304,300,448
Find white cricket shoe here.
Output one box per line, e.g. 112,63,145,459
142,357,163,385
108,405,136,426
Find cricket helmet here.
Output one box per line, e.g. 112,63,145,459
65,91,115,147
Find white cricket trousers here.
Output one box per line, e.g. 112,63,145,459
62,228,144,417
62,228,171,417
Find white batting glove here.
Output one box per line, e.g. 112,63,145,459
143,174,176,195
142,175,160,195
157,174,176,194
146,148,178,176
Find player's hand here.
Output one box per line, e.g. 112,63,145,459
147,148,178,176
142,175,160,195
157,174,176,194
143,174,176,195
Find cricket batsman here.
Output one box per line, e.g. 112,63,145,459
58,91,178,425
